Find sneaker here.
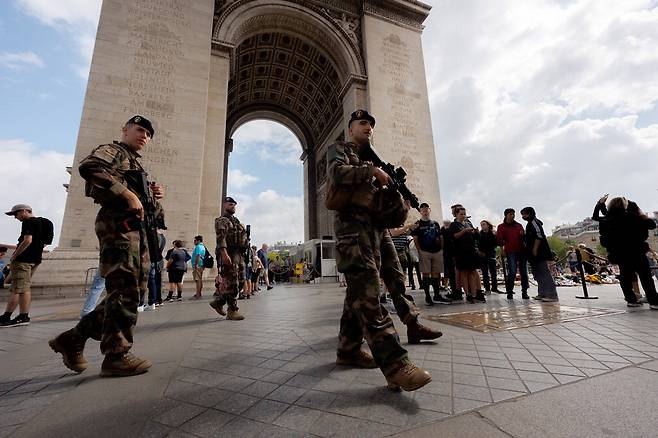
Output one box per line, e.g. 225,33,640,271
506,293,514,300
176,296,182,302
533,295,542,300
407,321,442,344
434,295,452,305
145,304,156,311
100,352,152,377
650,304,658,310
137,305,144,312
0,314,11,325
521,292,530,300
639,296,648,303
627,302,643,308
541,297,558,302
1,315,30,328
475,292,486,303
267,286,273,290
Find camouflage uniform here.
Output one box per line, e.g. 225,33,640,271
75,141,150,354
212,213,247,311
328,140,410,375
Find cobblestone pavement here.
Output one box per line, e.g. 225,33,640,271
1,282,658,437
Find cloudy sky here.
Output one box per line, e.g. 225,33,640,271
1,0,657,248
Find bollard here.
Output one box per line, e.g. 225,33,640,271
575,249,598,299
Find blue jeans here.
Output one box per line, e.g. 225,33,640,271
146,265,158,306
505,252,529,293
81,270,105,317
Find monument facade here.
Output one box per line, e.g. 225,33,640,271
38,0,442,288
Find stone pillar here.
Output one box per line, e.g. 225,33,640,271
361,13,442,219
38,0,216,287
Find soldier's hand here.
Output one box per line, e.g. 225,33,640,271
151,184,165,199
222,253,232,266
122,189,144,220
373,168,391,187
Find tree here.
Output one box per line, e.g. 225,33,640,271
547,237,575,263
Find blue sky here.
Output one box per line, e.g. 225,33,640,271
1,0,658,247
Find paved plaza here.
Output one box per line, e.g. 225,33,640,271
2,282,658,437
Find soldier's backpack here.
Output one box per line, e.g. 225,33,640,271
203,246,215,268
38,217,54,245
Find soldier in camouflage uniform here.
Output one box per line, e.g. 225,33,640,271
327,110,432,392
49,115,163,377
209,197,247,321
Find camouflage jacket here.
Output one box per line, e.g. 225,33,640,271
326,140,377,211
215,214,247,252
79,141,145,206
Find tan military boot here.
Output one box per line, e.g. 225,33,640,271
100,352,152,377
336,350,378,368
407,320,443,344
209,300,226,316
385,363,432,391
227,309,245,320
48,329,88,373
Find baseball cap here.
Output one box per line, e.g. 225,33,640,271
5,204,32,216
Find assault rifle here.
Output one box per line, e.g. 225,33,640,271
124,170,161,268
361,142,420,210
244,224,251,264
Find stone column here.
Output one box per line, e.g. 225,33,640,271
361,13,443,219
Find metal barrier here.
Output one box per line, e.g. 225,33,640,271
83,267,98,297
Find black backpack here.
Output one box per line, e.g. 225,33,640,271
203,246,215,268
39,217,54,245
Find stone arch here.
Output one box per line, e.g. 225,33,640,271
228,106,311,152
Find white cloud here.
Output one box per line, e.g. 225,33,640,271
423,0,658,231
0,139,73,247
0,51,44,69
16,0,101,79
228,169,259,190
233,120,303,166
230,190,304,247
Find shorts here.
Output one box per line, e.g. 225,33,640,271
192,267,204,281
168,269,184,284
419,249,443,275
251,269,261,283
9,262,38,294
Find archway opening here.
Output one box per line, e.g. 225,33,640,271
227,119,304,248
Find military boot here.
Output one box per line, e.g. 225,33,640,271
385,363,432,391
209,299,226,316
407,320,443,344
48,328,88,373
227,309,245,320
100,352,152,377
336,350,378,368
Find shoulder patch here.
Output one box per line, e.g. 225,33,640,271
327,142,347,163
90,143,122,164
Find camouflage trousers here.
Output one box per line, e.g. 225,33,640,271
212,250,244,312
335,212,412,374
77,207,149,355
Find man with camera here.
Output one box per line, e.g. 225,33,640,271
50,115,164,377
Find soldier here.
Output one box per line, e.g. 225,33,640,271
209,196,247,320
49,115,163,377
327,109,433,392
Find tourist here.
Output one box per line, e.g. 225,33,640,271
165,240,190,302
408,237,422,290
441,219,459,299
597,197,658,308
449,207,484,303
250,246,262,296
411,203,450,305
478,220,499,294
520,207,558,302
0,246,8,289
191,235,206,299
257,244,274,290
0,204,52,328
497,208,529,300
389,224,413,288
80,269,105,318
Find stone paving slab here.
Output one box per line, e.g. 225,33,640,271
0,282,657,437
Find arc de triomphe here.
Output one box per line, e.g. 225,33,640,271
41,0,442,287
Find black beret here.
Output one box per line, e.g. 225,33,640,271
224,196,237,204
349,109,376,127
419,202,430,209
126,115,154,138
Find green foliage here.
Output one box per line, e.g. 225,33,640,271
547,237,575,262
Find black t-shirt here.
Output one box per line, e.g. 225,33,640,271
412,219,442,253
15,217,44,264
390,234,410,251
